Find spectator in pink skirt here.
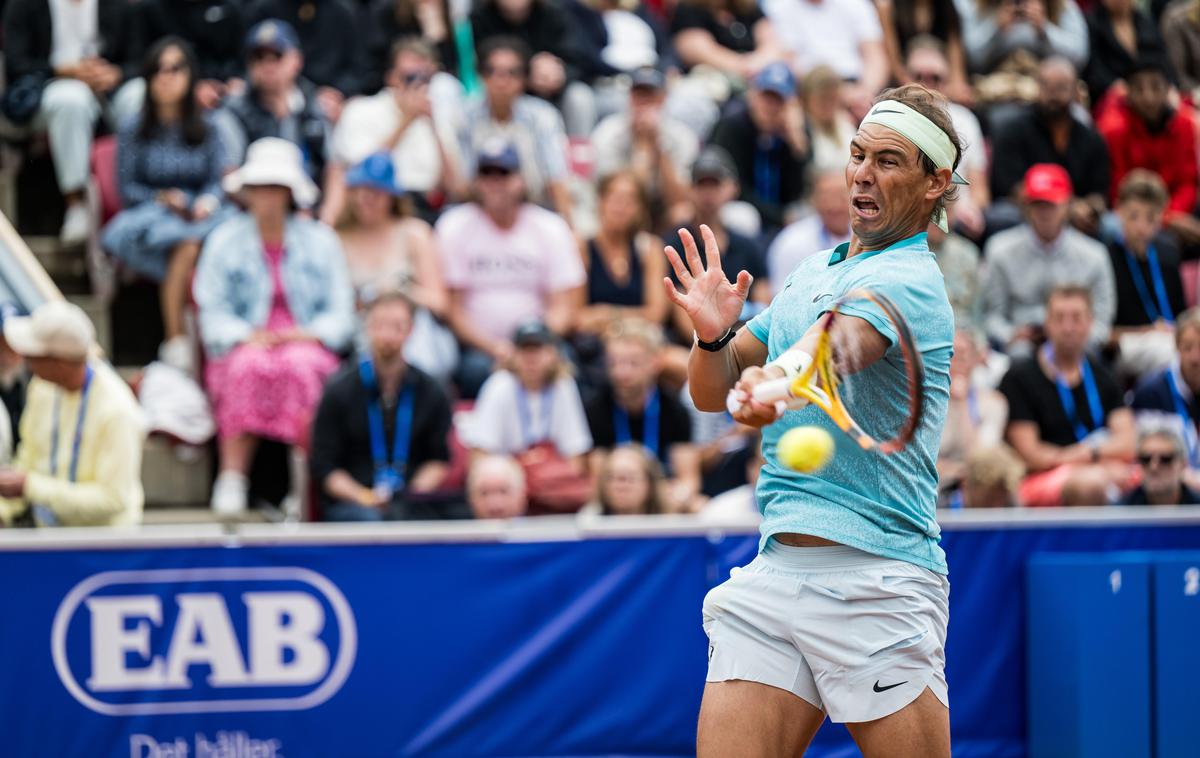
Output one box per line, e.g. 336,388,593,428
194,137,356,516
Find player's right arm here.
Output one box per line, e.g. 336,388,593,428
663,225,774,424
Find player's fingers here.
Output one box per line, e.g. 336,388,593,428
679,228,705,279
663,245,693,286
734,270,754,300
662,277,689,307
700,224,723,272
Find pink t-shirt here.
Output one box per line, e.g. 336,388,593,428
436,204,585,343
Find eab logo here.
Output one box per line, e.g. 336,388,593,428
52,567,357,715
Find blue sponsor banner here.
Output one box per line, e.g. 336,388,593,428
1,519,1199,758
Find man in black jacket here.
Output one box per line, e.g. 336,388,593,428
2,0,138,245
247,0,367,121
706,62,809,235
214,20,332,189
988,56,1112,237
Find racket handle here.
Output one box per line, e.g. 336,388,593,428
751,377,794,404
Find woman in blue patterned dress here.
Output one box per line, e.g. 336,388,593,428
101,36,233,367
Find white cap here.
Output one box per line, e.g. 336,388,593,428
3,300,95,361
222,137,319,208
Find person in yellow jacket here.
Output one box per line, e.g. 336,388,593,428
0,301,145,527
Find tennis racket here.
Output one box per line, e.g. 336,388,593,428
729,288,926,454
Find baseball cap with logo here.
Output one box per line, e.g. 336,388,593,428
752,62,797,98
3,300,95,361
245,19,299,57
1024,163,1073,204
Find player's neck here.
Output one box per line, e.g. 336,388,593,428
846,222,925,257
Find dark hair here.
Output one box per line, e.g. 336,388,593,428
363,287,418,316
138,37,207,147
1117,168,1170,209
389,36,439,70
871,84,964,228
979,0,1063,24
478,36,531,75
1046,284,1093,312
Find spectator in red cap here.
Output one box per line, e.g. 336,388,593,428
1098,57,1200,250
983,163,1116,357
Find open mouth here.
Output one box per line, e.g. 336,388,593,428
852,197,880,219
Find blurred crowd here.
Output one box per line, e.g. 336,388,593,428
3,0,1200,527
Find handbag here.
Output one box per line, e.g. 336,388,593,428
518,441,594,515
2,74,49,124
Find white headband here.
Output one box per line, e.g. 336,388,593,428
860,99,968,233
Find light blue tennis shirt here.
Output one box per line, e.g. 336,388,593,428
746,232,953,574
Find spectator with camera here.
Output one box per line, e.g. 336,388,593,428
310,290,452,521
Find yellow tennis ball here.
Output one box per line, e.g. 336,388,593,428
777,426,835,473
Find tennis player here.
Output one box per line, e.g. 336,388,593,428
664,85,960,757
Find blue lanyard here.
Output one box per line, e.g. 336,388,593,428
1042,345,1104,443
50,365,93,483
516,385,554,448
358,357,415,491
614,389,660,457
1165,369,1199,466
1124,245,1174,324
754,138,780,203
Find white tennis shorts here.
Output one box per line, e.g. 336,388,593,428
702,540,950,724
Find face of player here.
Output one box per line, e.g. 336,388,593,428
1117,198,1164,255
1139,434,1184,499
512,343,558,389
1043,293,1093,358
365,299,414,364
601,448,653,515
469,465,527,519
605,338,658,399
1177,325,1200,392
846,123,944,251
1128,70,1169,124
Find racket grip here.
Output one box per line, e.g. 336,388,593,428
751,377,794,404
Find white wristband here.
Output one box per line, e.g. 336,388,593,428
764,350,813,380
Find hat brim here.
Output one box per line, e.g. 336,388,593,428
951,170,969,186
223,163,319,207
3,316,45,358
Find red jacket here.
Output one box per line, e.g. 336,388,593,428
1099,101,1198,220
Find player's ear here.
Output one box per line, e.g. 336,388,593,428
925,167,952,202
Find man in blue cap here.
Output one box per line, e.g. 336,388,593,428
708,62,810,235
216,19,331,189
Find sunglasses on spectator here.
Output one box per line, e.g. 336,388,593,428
1139,452,1177,466
249,49,284,64
912,70,945,86
478,167,514,177
154,61,189,77
401,71,433,86
483,65,523,79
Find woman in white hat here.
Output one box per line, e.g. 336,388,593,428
194,137,356,516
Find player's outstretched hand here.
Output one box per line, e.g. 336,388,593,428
663,224,753,342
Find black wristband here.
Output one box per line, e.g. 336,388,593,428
695,328,737,352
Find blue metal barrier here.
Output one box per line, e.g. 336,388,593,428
1152,553,1200,757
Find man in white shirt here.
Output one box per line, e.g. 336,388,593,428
766,170,851,292
326,37,462,222
762,0,888,119
4,0,137,245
